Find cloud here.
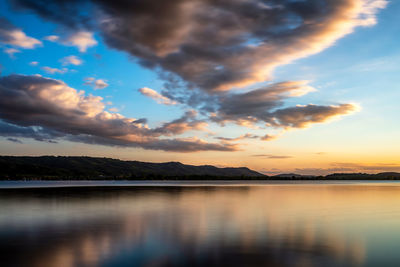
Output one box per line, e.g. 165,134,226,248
0,120,63,142
44,32,96,52
41,66,68,74
0,17,42,48
261,134,279,141
9,0,386,91
151,110,208,137
29,61,39,66
4,1,385,145
62,31,97,52
213,81,315,122
93,79,108,89
84,77,109,89
102,0,384,91
252,154,292,159
0,74,236,152
3,48,20,58
209,81,357,129
60,55,83,66
215,133,259,142
271,104,358,128
142,80,357,139
6,137,23,143
43,35,59,42
139,87,177,105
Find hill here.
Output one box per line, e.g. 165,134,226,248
273,173,315,178
0,156,399,180
0,156,264,180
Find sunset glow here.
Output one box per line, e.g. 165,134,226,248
1,0,399,175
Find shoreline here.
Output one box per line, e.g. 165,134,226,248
2,180,400,189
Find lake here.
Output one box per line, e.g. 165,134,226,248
1,181,400,266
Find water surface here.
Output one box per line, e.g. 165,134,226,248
1,181,400,266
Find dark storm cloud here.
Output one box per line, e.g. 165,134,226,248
0,74,237,152
8,0,386,91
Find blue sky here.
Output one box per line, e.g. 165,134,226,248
0,0,399,174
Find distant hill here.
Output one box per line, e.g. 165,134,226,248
325,172,400,180
0,156,399,180
273,173,314,178
0,156,264,180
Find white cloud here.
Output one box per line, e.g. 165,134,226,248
63,31,97,52
44,32,96,52
43,35,59,42
84,77,109,89
41,66,68,74
3,48,20,58
60,55,83,66
29,61,39,66
139,87,177,105
0,18,42,49
94,79,108,89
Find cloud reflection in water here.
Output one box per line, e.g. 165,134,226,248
2,184,399,266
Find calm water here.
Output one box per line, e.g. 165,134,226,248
1,181,400,267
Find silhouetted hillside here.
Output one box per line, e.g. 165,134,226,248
273,173,314,178
0,156,264,180
0,156,399,180
325,172,400,180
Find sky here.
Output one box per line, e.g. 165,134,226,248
0,0,399,175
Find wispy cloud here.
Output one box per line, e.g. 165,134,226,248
41,66,68,74
251,154,293,159
84,77,109,89
6,137,23,144
139,87,177,105
3,48,20,58
215,133,259,142
108,107,119,112
60,55,83,66
43,35,59,42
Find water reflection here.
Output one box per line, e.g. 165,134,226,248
1,184,400,266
